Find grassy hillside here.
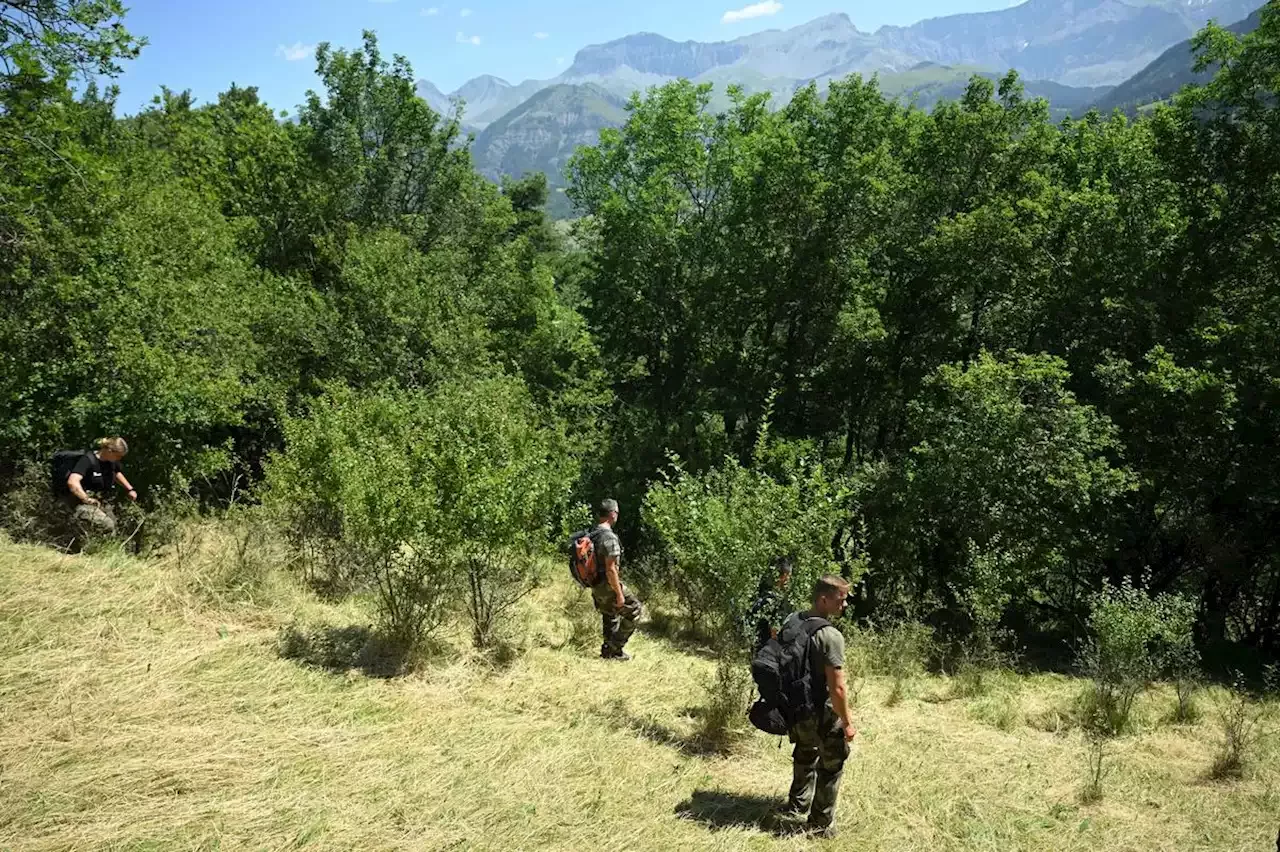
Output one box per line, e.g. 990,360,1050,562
1,535,1277,851
471,83,629,199
867,63,1112,120
1090,7,1264,115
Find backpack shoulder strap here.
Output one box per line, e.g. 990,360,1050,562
799,616,832,638
797,617,833,679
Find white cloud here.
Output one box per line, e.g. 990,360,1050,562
275,42,314,61
422,6,439,14
721,0,782,24
533,31,549,39
459,7,472,16
455,30,481,45
554,56,566,66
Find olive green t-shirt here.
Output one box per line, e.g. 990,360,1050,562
802,611,845,714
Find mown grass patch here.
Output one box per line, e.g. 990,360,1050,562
1,539,1276,851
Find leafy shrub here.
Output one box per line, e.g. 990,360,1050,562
1077,580,1198,736
266,376,569,653
418,377,569,649
642,434,852,646
874,352,1134,643
265,388,458,650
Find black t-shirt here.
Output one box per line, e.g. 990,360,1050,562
71,453,120,494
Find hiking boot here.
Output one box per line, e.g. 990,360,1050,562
602,647,632,661
806,823,839,839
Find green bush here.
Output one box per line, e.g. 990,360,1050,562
265,387,458,649
419,377,569,649
1077,580,1198,735
266,376,570,653
642,434,854,647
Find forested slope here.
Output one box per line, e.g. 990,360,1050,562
2,2,1278,683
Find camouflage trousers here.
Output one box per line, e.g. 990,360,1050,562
785,711,851,829
590,582,643,655
73,502,117,535
56,500,117,551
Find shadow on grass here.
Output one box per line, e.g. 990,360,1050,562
675,789,783,832
620,708,751,758
277,623,416,679
638,608,720,660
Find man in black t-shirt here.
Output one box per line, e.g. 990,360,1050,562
61,437,138,540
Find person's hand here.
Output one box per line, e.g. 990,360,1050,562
83,496,100,507
126,488,138,502
615,595,626,609
843,724,857,743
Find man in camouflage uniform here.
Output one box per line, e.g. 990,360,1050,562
775,575,857,839
589,498,643,660
745,555,794,651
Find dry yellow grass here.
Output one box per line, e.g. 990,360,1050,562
1,535,1277,851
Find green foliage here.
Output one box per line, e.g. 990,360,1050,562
416,376,569,649
880,352,1134,639
3,0,1280,675
0,0,145,80
1077,581,1198,735
265,388,457,647
297,31,495,252
642,433,852,646
266,375,571,652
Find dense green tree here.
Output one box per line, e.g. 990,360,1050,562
0,0,143,80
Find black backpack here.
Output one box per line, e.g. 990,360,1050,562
748,613,831,736
50,450,88,496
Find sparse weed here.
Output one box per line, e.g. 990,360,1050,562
1081,727,1108,804
697,653,755,753
967,680,1022,731
847,620,934,706
1210,669,1277,780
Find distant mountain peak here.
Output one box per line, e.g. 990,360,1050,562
801,11,859,32
454,74,513,97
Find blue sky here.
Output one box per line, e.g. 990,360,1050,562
106,0,1016,115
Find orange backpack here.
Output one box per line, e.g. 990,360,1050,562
568,529,601,587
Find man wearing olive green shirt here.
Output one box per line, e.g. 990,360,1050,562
777,575,857,838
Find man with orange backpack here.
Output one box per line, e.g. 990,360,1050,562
569,498,643,660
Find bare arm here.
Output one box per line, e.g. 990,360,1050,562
66,473,96,505
605,556,624,607
114,470,136,497
825,665,856,741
